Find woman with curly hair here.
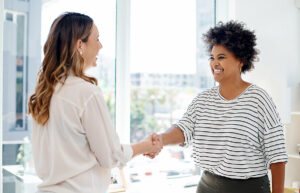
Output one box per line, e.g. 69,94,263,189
28,12,161,193
149,21,287,193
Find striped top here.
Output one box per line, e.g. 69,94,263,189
176,84,288,179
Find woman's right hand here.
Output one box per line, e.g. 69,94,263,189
131,133,163,158
142,133,163,155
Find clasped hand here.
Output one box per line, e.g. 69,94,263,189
143,133,163,159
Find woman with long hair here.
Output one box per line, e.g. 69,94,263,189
28,12,161,193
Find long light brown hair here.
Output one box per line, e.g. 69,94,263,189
28,12,97,126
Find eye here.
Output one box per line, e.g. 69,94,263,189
209,56,214,61
218,56,225,60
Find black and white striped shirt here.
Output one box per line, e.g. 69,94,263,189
176,84,288,179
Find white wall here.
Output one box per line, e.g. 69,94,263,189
217,0,300,123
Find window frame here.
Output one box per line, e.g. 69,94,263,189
115,0,131,144
0,0,4,192
3,10,28,133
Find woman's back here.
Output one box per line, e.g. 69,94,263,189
32,75,110,193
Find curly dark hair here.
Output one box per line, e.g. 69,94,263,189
203,21,259,73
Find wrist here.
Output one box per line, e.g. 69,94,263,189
131,143,141,157
271,186,284,193
161,133,166,146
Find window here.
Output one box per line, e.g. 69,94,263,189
127,0,215,192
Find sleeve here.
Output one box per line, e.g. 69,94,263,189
259,92,288,168
175,96,197,147
81,91,133,169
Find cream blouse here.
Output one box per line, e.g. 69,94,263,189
32,75,133,193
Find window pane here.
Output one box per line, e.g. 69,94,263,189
3,11,27,138
16,14,25,129
128,0,215,192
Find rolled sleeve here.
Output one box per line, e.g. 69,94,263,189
259,92,288,168
112,144,133,168
263,125,288,168
176,98,197,147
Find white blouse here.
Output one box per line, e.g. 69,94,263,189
31,75,133,193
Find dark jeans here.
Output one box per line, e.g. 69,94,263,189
196,171,271,193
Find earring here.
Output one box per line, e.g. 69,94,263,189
80,51,83,55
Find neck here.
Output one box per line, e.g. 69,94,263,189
219,78,243,91
218,77,250,100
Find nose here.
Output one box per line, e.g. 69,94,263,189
98,41,103,50
211,60,219,67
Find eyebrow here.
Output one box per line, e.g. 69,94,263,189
210,53,226,57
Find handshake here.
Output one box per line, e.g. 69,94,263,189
132,125,183,159
141,133,164,159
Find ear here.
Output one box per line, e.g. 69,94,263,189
76,39,83,54
239,61,243,72
239,61,243,68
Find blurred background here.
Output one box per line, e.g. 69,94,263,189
0,0,300,192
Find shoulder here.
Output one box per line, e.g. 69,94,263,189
67,75,101,94
54,75,103,104
188,86,218,107
246,85,278,112
79,79,102,96
247,84,273,102
195,86,218,100
197,86,218,97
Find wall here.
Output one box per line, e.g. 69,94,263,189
217,0,300,123
216,0,300,187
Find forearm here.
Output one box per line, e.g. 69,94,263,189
161,125,185,146
131,141,148,158
270,162,285,193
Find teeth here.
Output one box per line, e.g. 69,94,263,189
214,69,223,73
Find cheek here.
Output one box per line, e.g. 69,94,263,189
221,61,230,70
95,44,100,53
223,63,239,74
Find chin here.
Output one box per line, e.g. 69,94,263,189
213,77,221,83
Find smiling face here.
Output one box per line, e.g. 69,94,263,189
81,24,102,71
209,44,243,84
